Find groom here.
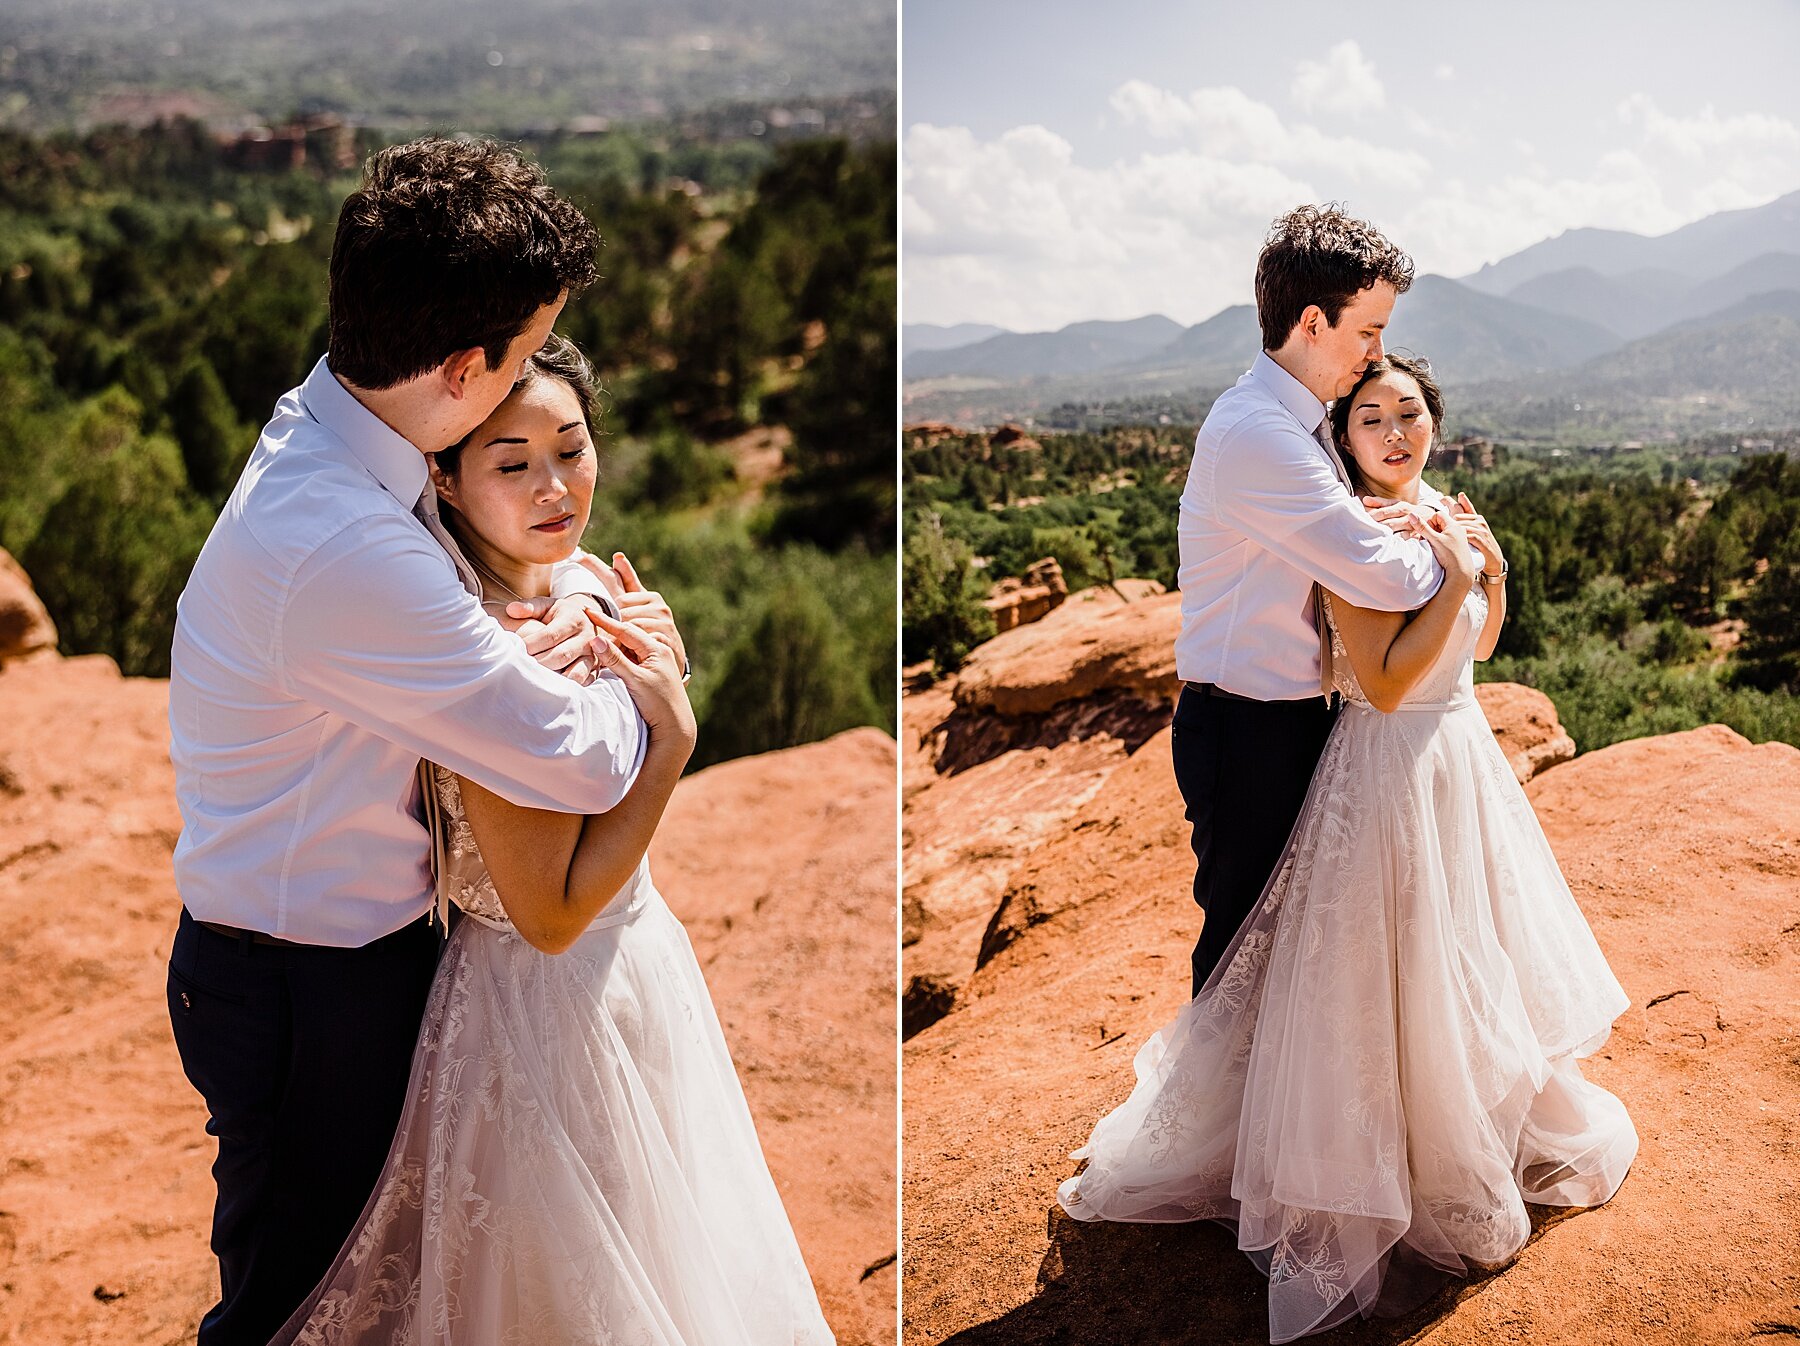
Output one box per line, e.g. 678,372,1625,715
1174,204,1445,997
166,137,649,1344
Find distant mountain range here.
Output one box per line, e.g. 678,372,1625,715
904,315,1183,378
904,189,1800,436
902,323,1007,356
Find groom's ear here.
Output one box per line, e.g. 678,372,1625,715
439,347,489,400
1297,303,1327,341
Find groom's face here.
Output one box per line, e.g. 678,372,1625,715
1319,282,1397,400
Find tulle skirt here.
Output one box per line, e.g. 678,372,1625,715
271,873,835,1345
1057,695,1637,1343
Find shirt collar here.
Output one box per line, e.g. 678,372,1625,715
1250,351,1329,436
298,355,431,508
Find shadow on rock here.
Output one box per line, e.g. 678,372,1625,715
940,1201,1595,1346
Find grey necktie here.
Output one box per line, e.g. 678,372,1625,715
414,484,482,600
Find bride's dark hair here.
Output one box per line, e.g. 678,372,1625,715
1327,352,1443,493
433,333,602,476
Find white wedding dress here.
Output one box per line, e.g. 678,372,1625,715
1057,564,1638,1343
270,767,836,1345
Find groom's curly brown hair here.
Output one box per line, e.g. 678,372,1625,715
1254,204,1413,351
328,136,600,389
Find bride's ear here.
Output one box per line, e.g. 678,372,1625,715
427,454,461,509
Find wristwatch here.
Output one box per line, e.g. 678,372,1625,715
1479,559,1509,586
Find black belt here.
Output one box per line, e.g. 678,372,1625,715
1183,681,1262,704
191,909,438,951
197,919,304,948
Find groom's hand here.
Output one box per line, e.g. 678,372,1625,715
1361,496,1436,537
503,594,602,685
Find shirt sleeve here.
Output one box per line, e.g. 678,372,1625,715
279,515,647,813
549,551,623,615
1214,411,1445,612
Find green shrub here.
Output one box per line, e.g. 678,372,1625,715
902,513,994,674
692,580,883,769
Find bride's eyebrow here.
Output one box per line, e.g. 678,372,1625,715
483,436,528,447
559,421,581,433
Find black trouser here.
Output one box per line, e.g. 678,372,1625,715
166,907,441,1345
1171,684,1339,998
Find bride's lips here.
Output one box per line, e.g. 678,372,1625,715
1382,450,1412,465
531,513,576,534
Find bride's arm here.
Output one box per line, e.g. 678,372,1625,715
454,615,698,954
1328,508,1481,713
1452,493,1508,661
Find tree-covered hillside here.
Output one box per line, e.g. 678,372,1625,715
904,423,1800,755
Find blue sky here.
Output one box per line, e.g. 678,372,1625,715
902,0,1800,329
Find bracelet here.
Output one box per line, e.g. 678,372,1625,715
1479,559,1508,585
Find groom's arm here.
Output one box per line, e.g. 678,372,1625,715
1214,412,1444,612
278,515,646,813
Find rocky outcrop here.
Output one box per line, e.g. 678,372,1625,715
1475,681,1578,783
903,591,1800,1344
984,557,1069,634
0,547,58,664
989,423,1041,452
905,421,964,446
953,588,1181,720
0,654,896,1346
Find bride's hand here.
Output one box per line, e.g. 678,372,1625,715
1418,506,1480,586
1453,492,1506,579
587,608,697,754
609,552,687,674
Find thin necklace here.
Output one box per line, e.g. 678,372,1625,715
467,549,543,607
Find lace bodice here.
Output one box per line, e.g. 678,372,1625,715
1324,574,1488,709
426,764,650,934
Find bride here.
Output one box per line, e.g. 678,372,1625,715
272,335,835,1344
1057,354,1637,1343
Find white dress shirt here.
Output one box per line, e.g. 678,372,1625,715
1175,352,1445,700
170,356,647,946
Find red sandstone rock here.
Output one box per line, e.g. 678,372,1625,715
905,584,1800,1343
954,589,1183,718
902,705,1800,1345
0,656,895,1346
984,558,1070,635
1475,681,1577,783
0,547,58,664
989,423,1041,451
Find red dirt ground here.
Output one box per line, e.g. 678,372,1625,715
902,602,1800,1345
0,652,897,1346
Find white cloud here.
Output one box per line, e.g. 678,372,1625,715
903,86,1800,330
1108,79,1429,188
903,120,1313,330
1291,40,1387,117
1433,63,1455,82
1617,93,1800,183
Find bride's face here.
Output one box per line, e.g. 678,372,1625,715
1339,369,1433,499
432,374,596,568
